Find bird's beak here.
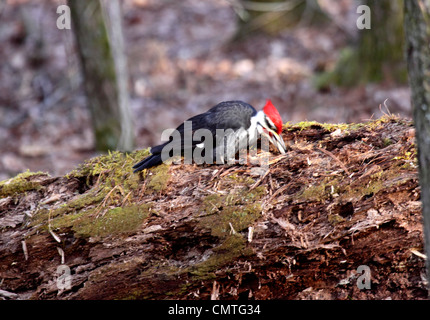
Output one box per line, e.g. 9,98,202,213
259,127,286,154
268,130,286,154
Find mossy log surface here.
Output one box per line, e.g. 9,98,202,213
0,116,427,300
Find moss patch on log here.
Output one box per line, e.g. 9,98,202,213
190,184,266,279
145,164,171,194
0,170,45,197
188,233,250,279
29,149,157,239
199,185,265,238
73,204,152,238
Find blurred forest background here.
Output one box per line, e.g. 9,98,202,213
0,0,410,180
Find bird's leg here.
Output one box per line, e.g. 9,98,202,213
246,145,261,167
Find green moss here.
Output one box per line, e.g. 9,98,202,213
47,203,152,239
28,149,161,240
0,170,46,197
31,151,154,237
288,120,364,134
69,149,149,182
145,164,170,194
58,190,106,216
382,137,393,147
201,185,265,215
340,167,402,202
297,177,339,202
49,209,86,231
328,213,345,225
201,203,262,238
199,186,265,238
74,204,151,238
188,233,250,279
338,169,402,202
112,262,183,300
298,183,328,202
30,189,107,228
189,183,265,280
361,179,384,196
393,150,416,162
226,173,255,185
295,171,385,203
244,186,266,202
201,194,223,214
288,117,407,136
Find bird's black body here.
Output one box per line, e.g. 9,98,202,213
133,101,257,172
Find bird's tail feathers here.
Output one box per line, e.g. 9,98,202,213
132,154,163,172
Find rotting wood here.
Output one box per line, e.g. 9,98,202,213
0,116,427,300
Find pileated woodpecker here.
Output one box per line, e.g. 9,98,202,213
133,100,286,172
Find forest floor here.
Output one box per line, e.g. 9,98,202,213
0,0,412,180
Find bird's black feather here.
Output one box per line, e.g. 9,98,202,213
133,101,257,172
132,154,163,172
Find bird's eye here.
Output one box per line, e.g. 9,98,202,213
264,116,277,132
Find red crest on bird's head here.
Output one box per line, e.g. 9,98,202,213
263,99,283,134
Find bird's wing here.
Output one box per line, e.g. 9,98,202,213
150,113,211,155
152,101,256,154
204,101,256,131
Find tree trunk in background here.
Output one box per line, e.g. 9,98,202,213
68,0,134,152
404,0,430,292
357,0,406,84
315,0,406,89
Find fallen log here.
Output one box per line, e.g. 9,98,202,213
0,116,427,300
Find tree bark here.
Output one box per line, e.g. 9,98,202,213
0,118,426,300
68,0,134,152
404,0,430,293
315,0,406,89
357,0,406,84
234,0,329,39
